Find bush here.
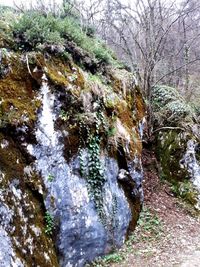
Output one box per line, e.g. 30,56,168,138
152,85,182,110
152,85,195,123
12,12,65,48
10,10,116,64
83,25,96,37
0,7,17,43
165,100,191,118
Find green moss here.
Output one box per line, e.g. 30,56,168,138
0,133,24,184
88,73,104,85
41,57,85,93
104,92,121,110
135,86,146,120
0,53,40,127
156,130,188,181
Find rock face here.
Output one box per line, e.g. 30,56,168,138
152,85,200,208
0,50,145,266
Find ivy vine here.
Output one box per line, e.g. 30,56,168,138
44,211,54,236
87,134,106,220
78,104,107,222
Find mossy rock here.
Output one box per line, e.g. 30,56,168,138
153,85,199,183
0,29,146,264
0,52,41,128
156,130,190,181
152,85,196,126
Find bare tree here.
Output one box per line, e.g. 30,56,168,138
79,0,200,102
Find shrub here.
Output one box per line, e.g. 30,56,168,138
12,12,65,49
91,41,113,64
83,25,96,37
0,7,17,44
152,85,182,110
152,85,196,124
10,10,116,64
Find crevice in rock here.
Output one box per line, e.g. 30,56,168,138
117,145,142,235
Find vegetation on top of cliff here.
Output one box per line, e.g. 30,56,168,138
0,5,120,70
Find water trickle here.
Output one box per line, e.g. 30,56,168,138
36,74,57,147
138,117,146,139
27,75,68,188
180,140,200,190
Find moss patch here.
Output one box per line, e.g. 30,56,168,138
156,130,189,181
0,53,40,127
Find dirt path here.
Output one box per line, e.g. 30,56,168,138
109,150,200,267
178,250,200,267
110,189,200,267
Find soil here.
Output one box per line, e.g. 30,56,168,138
110,148,200,267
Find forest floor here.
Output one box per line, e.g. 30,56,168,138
91,149,200,267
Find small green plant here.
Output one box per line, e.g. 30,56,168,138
47,174,54,182
107,127,117,137
69,73,78,82
60,51,71,60
59,109,69,121
0,48,8,57
136,207,163,241
83,25,96,37
87,134,106,220
87,252,125,267
88,73,103,84
96,111,108,133
44,211,54,235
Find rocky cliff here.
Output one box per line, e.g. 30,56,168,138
0,41,145,266
152,85,200,209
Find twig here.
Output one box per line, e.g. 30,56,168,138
26,54,34,78
153,126,185,133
